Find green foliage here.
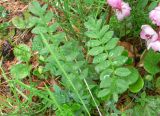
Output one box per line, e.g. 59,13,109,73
2,0,159,115
14,44,31,62
114,68,131,77
125,67,139,85
56,103,81,116
29,1,48,17
12,15,35,29
10,64,31,79
12,1,94,115
10,44,31,80
131,95,160,116
0,6,10,39
0,22,10,39
0,6,8,18
148,1,159,11
129,76,144,93
84,17,141,101
144,50,160,75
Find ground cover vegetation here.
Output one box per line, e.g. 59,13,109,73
0,0,160,115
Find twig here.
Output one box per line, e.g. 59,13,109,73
106,6,112,24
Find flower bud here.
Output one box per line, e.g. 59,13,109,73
149,6,160,26
115,2,131,21
147,40,160,52
140,25,158,42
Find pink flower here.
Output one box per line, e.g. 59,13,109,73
140,25,158,42
149,6,160,26
147,40,160,52
107,0,122,9
115,2,131,21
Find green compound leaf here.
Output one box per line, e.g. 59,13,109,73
84,17,142,102
14,44,31,62
11,64,31,79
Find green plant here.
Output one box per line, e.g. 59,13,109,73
0,22,10,39
10,44,31,79
84,17,143,102
11,1,101,115
144,50,160,75
0,6,8,18
131,93,160,116
1,0,160,115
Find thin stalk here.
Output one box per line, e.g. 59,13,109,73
39,33,91,116
83,79,102,116
106,6,112,24
15,88,28,100
75,59,102,116
124,19,127,39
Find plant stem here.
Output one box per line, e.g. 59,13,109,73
106,6,112,24
75,59,102,116
83,79,102,116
